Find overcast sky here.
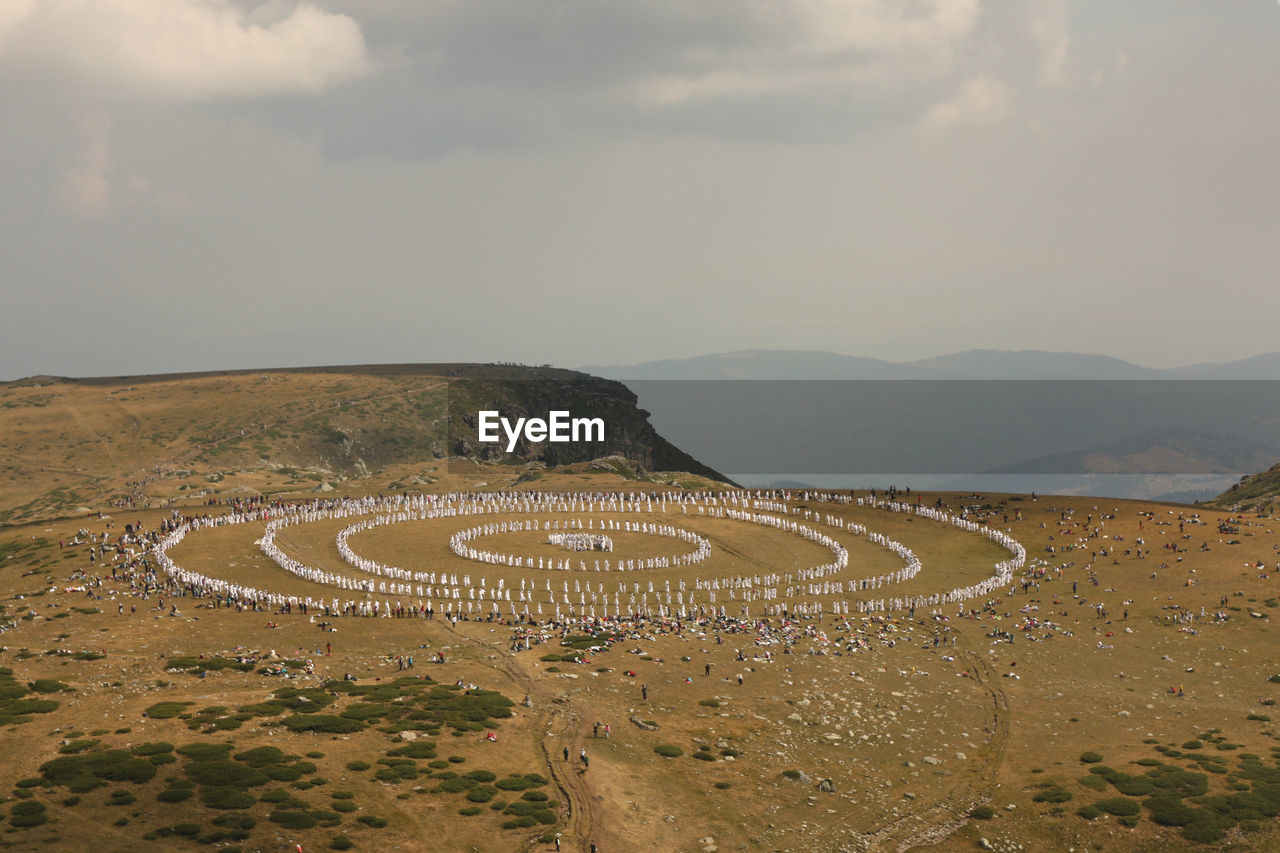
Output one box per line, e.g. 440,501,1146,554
1,0,1277,379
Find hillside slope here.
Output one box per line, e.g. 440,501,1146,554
0,364,728,524
1209,462,1280,511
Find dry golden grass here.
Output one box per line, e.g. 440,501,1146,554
3,475,1280,852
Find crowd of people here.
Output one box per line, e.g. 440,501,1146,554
145,489,1027,624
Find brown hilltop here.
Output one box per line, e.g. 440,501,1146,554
0,364,728,525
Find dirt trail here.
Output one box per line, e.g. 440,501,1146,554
478,638,603,853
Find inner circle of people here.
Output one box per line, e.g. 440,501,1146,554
152,489,1027,630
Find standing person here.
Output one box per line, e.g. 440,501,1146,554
563,746,569,762
593,722,599,738
580,748,588,769
604,723,610,740
641,684,648,701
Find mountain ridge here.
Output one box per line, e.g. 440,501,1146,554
582,348,1280,380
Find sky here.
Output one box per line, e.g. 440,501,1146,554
2,0,1278,379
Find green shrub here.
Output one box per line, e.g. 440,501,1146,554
266,764,306,782
1032,788,1073,803
1183,815,1229,842
374,764,418,783
495,776,537,791
234,746,286,767
1096,797,1141,816
109,789,137,805
184,760,268,789
1146,802,1198,826
503,816,537,829
330,836,353,850
1076,805,1101,820
1113,775,1155,796
28,680,70,694
145,701,193,719
283,714,365,734
970,805,995,820
654,745,683,758
1079,752,1104,764
388,742,437,759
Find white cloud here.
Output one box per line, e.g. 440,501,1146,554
1,0,372,100
0,0,34,43
1028,1,1071,85
924,76,1010,128
631,0,981,106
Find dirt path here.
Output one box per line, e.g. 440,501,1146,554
476,637,603,853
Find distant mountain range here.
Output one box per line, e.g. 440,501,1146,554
583,349,1280,380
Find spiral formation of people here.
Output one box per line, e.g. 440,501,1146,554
152,489,1026,628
